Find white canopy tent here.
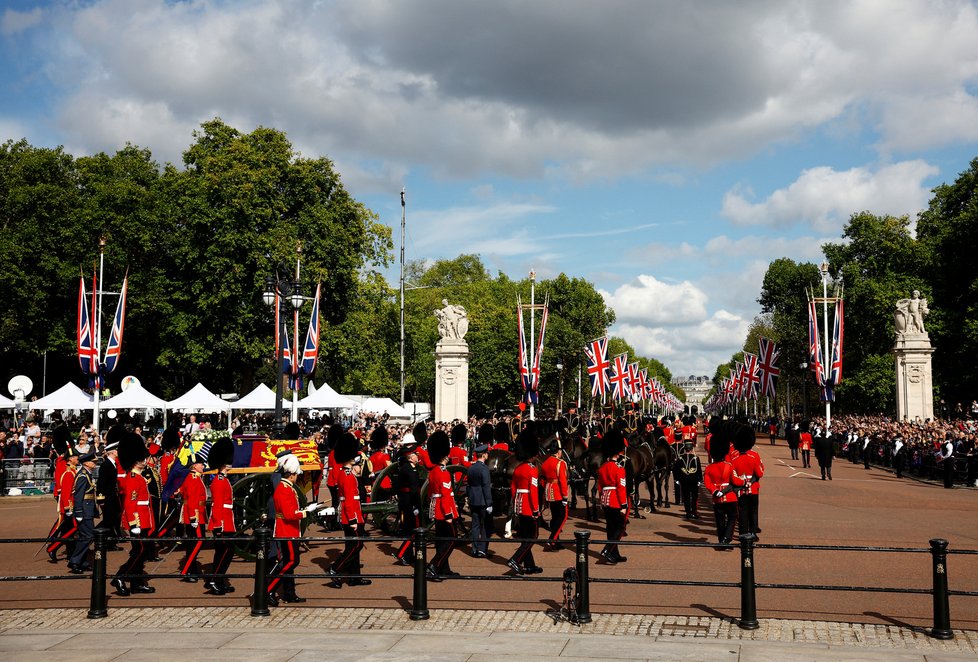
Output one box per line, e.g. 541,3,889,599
166,383,232,413
231,383,277,410
297,381,358,409
100,383,169,410
0,392,18,409
358,397,411,418
26,382,94,410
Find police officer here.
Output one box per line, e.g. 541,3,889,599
67,450,99,573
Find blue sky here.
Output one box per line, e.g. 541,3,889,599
3,1,978,377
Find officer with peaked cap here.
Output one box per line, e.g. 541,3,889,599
467,433,493,558
327,432,372,588
67,450,99,573
426,430,459,580
205,437,236,595
506,424,543,575
97,424,127,546
597,429,628,563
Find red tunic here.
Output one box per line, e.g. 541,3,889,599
368,450,392,490
731,449,765,495
489,442,510,452
511,461,540,516
121,471,155,530
799,432,813,451
53,456,68,500
427,464,458,520
207,473,235,532
682,424,697,443
597,460,627,509
179,472,207,525
703,461,744,504
416,446,436,471
272,478,306,537
448,446,470,482
337,467,363,525
57,466,77,514
159,453,176,486
540,455,569,502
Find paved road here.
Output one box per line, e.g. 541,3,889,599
1,441,976,631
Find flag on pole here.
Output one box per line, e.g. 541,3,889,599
516,296,535,403
757,337,781,398
584,336,611,397
530,299,549,393
742,352,761,401
102,274,128,375
77,275,97,377
807,295,827,397
828,297,844,390
300,282,321,380
609,354,630,401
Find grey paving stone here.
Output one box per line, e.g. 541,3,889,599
738,642,924,661
223,631,403,652
2,652,128,662
0,633,77,650
122,649,301,662
48,632,239,650
290,652,470,662
562,636,739,660
391,631,569,656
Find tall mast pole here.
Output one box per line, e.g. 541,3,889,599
93,237,105,435
291,245,302,423
821,261,832,430
529,269,536,421
400,188,406,406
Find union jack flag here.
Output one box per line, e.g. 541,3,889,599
300,282,321,379
609,354,631,401
102,274,127,375
530,301,549,393
584,336,611,397
742,352,761,401
627,362,641,401
77,274,97,378
828,297,844,391
808,296,826,393
276,293,296,385
757,337,781,398
516,297,535,403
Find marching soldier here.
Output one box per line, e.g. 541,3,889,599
391,434,422,565
597,428,628,563
507,426,542,574
327,432,372,588
113,432,155,595
266,452,320,605
426,430,459,580
730,423,764,539
467,431,493,558
367,425,392,499
67,450,99,573
540,434,569,549
47,443,79,564
97,425,127,550
672,438,702,520
490,421,511,452
205,437,236,595
178,455,207,581
703,423,744,545
153,426,182,540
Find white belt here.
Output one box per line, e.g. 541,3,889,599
602,487,615,491
136,500,150,505
430,494,441,498
340,496,361,501
223,504,234,509
516,489,529,493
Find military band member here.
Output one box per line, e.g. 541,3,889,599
730,423,763,539
266,453,319,605
672,439,702,520
178,456,207,581
597,429,628,563
47,443,79,563
703,423,744,545
426,430,459,580
507,426,543,574
205,437,236,595
327,432,372,588
540,435,569,549
67,451,99,573
392,434,422,565
113,432,156,595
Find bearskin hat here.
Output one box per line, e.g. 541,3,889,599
427,429,451,464
515,424,539,461
118,431,148,472
283,421,301,440
601,428,626,459
413,422,429,444
369,425,389,451
208,436,235,471
326,423,345,450
105,424,126,451
161,426,181,452
494,421,511,443
477,422,494,446
450,423,467,446
52,424,72,457
732,422,756,453
799,419,810,432
334,431,361,465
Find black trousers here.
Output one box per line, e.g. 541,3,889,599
547,500,567,542
431,519,456,572
713,502,738,543
179,523,205,575
210,531,235,585
678,481,699,516
510,514,538,568
117,529,156,586
470,505,490,554
601,507,626,560
333,522,365,575
801,449,811,468
47,512,77,556
267,539,301,598
395,503,421,561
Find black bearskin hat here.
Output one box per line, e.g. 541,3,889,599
52,424,72,456
413,422,429,444
601,428,626,458
161,426,181,452
369,425,389,451
334,431,361,465
118,431,148,472
427,429,451,464
709,435,730,463
799,419,810,432
283,421,301,440
450,423,467,446
326,423,344,451
477,423,494,446
494,421,511,443
732,422,756,453
208,436,235,471
515,424,539,461
708,416,725,435
105,424,126,450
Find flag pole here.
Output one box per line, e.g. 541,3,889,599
820,261,832,429
291,248,302,423
529,269,536,421
93,238,105,436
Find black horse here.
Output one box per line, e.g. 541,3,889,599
624,428,677,516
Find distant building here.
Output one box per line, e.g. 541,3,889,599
673,375,712,410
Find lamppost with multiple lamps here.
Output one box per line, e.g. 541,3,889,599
263,257,309,428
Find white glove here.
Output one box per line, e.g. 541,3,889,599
75,516,83,522
190,522,198,529
486,506,492,514
130,527,141,535
412,508,420,516
305,502,321,512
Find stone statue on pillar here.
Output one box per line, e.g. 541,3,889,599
893,291,934,421
434,300,469,422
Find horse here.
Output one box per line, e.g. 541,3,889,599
624,428,677,516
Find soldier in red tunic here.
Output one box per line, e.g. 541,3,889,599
413,422,435,471
506,425,543,575
703,422,745,545
327,432,372,588
266,453,319,605
597,429,628,563
490,421,511,452
153,426,182,541
730,422,764,540
540,435,569,550
367,425,392,499
426,430,459,580
205,437,236,595
47,442,79,563
178,455,207,581
113,432,156,596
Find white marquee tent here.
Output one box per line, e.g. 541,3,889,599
298,381,357,409
358,397,410,418
166,383,231,412
26,382,94,410
100,383,168,410
230,383,276,410
0,392,17,408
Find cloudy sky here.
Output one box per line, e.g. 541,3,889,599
3,1,978,377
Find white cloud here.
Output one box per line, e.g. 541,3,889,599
600,275,708,327
1,7,44,36
408,202,556,258
720,161,939,232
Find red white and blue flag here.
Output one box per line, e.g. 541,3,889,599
827,297,844,399
516,297,534,403
77,274,97,378
300,282,321,384
102,274,127,375
584,336,611,397
276,293,296,385
742,352,761,401
808,295,827,398
627,362,641,402
530,301,549,394
757,337,781,398
609,354,631,401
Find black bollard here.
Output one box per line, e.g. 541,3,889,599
929,538,953,640
574,530,592,624
251,527,271,617
87,528,108,619
410,527,429,620
738,536,759,630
